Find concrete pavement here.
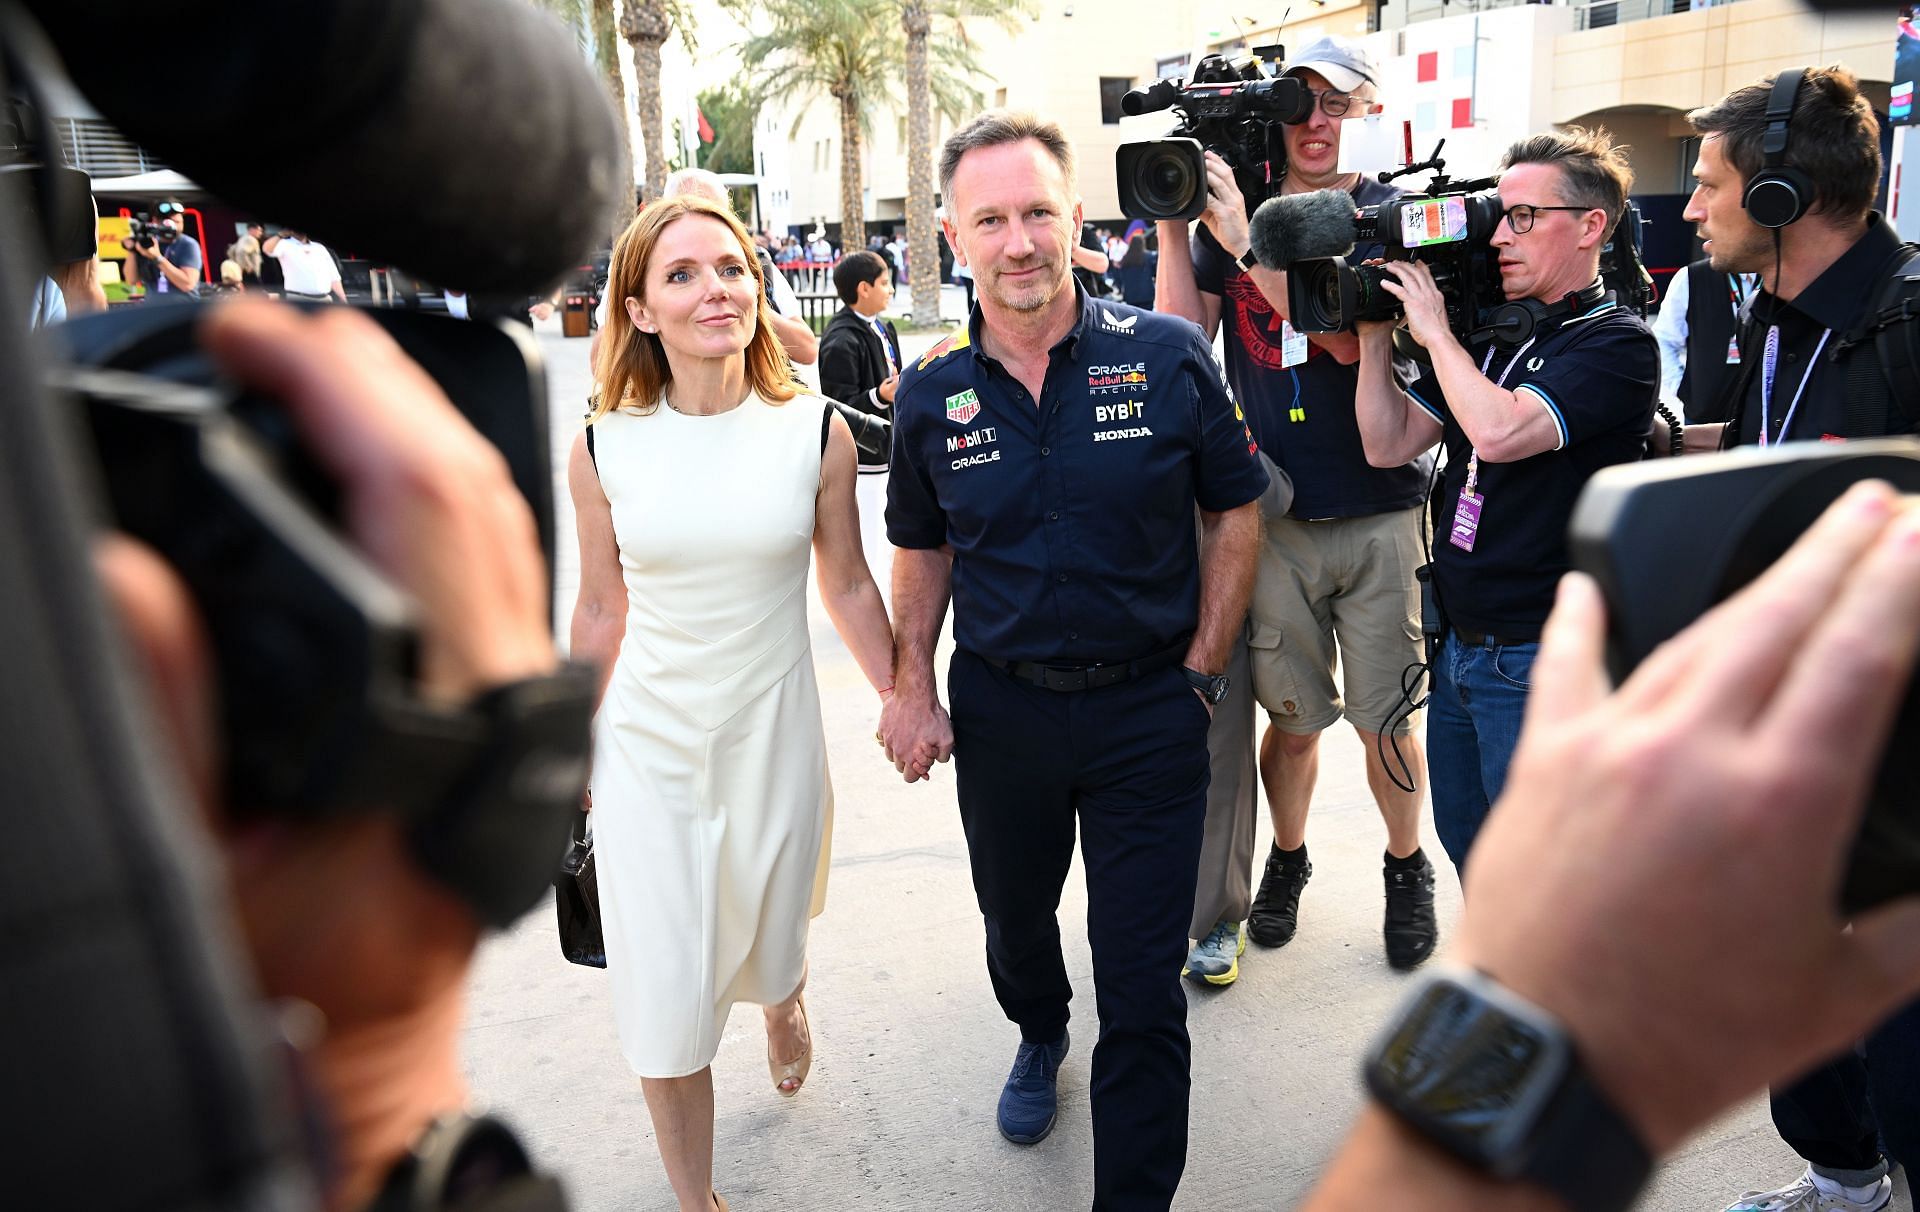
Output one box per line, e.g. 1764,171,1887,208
462,323,1912,1211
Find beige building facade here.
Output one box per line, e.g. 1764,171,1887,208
754,1,1906,239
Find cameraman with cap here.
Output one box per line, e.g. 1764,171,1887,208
1157,35,1443,983
1352,127,1657,873
1662,64,1920,1212
123,202,203,298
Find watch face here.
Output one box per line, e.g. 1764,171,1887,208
1366,977,1571,1170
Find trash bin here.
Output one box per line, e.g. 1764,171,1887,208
562,290,592,338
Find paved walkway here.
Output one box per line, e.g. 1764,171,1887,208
468,323,1912,1211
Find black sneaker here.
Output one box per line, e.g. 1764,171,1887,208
1248,844,1311,948
1383,852,1438,971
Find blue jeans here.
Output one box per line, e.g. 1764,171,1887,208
1770,996,1920,1181
1427,632,1537,874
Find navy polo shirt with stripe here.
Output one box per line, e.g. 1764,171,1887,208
885,288,1269,664
1405,294,1657,640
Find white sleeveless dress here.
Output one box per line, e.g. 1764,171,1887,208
588,391,835,1079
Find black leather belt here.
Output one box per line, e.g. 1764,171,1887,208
979,642,1187,693
1451,626,1539,648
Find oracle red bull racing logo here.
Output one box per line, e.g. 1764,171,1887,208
1088,362,1148,396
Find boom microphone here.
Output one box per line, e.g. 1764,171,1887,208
24,0,627,294
1248,188,1361,269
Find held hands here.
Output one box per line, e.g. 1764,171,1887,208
1372,261,1451,352
1456,482,1920,1155
877,688,954,783
879,374,899,406
1199,151,1251,259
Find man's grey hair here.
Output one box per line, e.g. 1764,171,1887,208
938,110,1076,202
663,167,729,204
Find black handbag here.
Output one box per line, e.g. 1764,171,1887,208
555,812,605,968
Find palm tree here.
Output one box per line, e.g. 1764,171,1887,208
526,0,636,235
738,0,894,251
591,0,633,233
900,0,1031,325
738,0,1004,263
620,0,676,203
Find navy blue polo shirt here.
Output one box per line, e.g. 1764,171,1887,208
1406,294,1656,640
1193,178,1428,519
886,289,1269,663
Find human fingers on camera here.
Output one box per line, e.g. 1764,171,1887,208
199,301,553,703
1377,260,1438,293
1200,154,1249,241
1759,493,1920,833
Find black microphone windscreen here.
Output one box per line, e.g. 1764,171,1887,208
1248,189,1360,269
29,0,627,295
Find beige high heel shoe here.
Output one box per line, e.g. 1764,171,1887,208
767,996,812,1097
711,1194,728,1212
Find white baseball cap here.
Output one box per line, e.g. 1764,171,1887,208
1283,36,1379,95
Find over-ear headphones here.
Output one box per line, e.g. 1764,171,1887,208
1743,68,1813,229
1481,279,1610,347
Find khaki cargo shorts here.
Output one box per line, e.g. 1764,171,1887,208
1248,504,1424,737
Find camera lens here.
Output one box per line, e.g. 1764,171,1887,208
1118,138,1206,221
1307,265,1344,330
1140,148,1196,212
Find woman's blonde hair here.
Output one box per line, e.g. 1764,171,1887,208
589,196,801,421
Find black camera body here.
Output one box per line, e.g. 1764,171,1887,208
127,213,178,250
57,305,556,820
1116,49,1311,221
1569,440,1920,914
1287,185,1508,337
1276,149,1654,350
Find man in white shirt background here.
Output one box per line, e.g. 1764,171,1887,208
261,229,346,303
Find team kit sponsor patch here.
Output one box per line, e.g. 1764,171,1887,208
945,388,982,425
1093,397,1151,442
917,327,971,371
1086,363,1148,396
946,425,999,468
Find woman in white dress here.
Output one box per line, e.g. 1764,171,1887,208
568,196,897,1212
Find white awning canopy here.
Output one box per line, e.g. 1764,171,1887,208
88,170,204,196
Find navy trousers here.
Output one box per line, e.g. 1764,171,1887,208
1771,996,1920,1180
948,651,1212,1212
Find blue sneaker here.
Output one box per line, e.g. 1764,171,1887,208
1183,920,1246,986
996,1029,1069,1144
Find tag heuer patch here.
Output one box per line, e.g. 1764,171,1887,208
945,389,982,425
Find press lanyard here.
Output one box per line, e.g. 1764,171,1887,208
1462,336,1537,493
1758,323,1830,446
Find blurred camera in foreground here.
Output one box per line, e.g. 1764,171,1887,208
1570,439,1920,915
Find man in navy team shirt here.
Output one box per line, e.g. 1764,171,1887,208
880,109,1265,1210
1353,126,1657,872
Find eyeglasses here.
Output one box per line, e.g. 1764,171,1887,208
1502,204,1593,234
1307,88,1362,118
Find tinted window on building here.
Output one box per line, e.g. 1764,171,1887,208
1099,77,1134,125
